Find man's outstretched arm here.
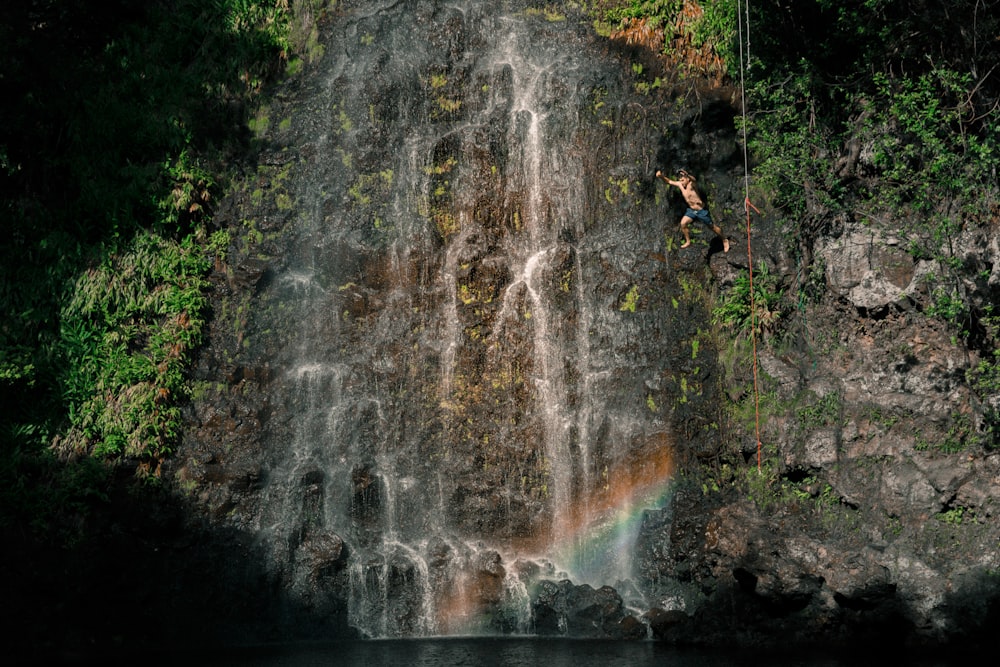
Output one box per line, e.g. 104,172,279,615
655,170,681,187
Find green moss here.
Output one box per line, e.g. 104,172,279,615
560,269,573,293
243,219,263,245
248,107,270,138
437,96,462,113
179,477,199,496
285,57,303,76
348,171,393,209
338,108,353,133
620,285,640,312
424,157,457,175
307,35,325,62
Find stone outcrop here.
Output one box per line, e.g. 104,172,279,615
533,580,648,639
632,214,1000,648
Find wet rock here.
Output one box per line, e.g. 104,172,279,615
471,550,506,605
532,580,641,639
758,350,801,392
298,530,347,579
800,427,839,468
350,465,382,524
616,613,649,640
231,257,270,291
643,607,688,638
880,458,943,516
954,454,1000,514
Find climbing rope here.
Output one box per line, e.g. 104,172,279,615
736,0,763,471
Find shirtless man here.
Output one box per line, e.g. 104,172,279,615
655,169,729,252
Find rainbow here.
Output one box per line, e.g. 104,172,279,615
554,431,677,585
431,432,676,633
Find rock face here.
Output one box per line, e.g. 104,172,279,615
69,0,997,654
172,0,743,642
632,227,1000,648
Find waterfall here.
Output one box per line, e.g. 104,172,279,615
252,0,683,637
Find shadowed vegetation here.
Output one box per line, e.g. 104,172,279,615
0,0,300,540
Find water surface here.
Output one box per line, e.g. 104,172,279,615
128,637,971,667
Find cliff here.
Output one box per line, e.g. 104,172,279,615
6,0,998,659
172,0,1000,649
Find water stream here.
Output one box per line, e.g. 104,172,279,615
253,0,684,638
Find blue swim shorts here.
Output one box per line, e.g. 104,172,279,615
684,208,714,226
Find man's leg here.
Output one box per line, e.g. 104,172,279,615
710,224,730,252
679,216,693,248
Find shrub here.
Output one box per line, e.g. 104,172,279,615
712,262,785,339
55,231,209,470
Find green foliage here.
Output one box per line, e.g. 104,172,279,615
56,231,209,465
925,286,969,331
936,506,968,526
712,261,785,338
741,2,999,345
221,0,292,55
966,310,1000,450
597,0,1000,509
0,0,294,534
915,412,979,455
743,2,1000,218
689,0,738,75
864,404,900,431
862,68,998,216
208,229,233,263
703,442,842,516
857,68,996,340
796,391,841,430
599,0,739,73
157,150,216,234
743,70,845,223
603,0,684,28
742,459,780,510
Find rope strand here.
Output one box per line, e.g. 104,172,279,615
738,0,751,203
737,0,763,471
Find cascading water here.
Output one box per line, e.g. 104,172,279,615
250,0,703,638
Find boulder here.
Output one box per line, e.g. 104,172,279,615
531,579,642,639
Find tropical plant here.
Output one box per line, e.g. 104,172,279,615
712,262,785,339
602,0,685,28
55,231,209,467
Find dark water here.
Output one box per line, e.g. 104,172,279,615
72,638,970,667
